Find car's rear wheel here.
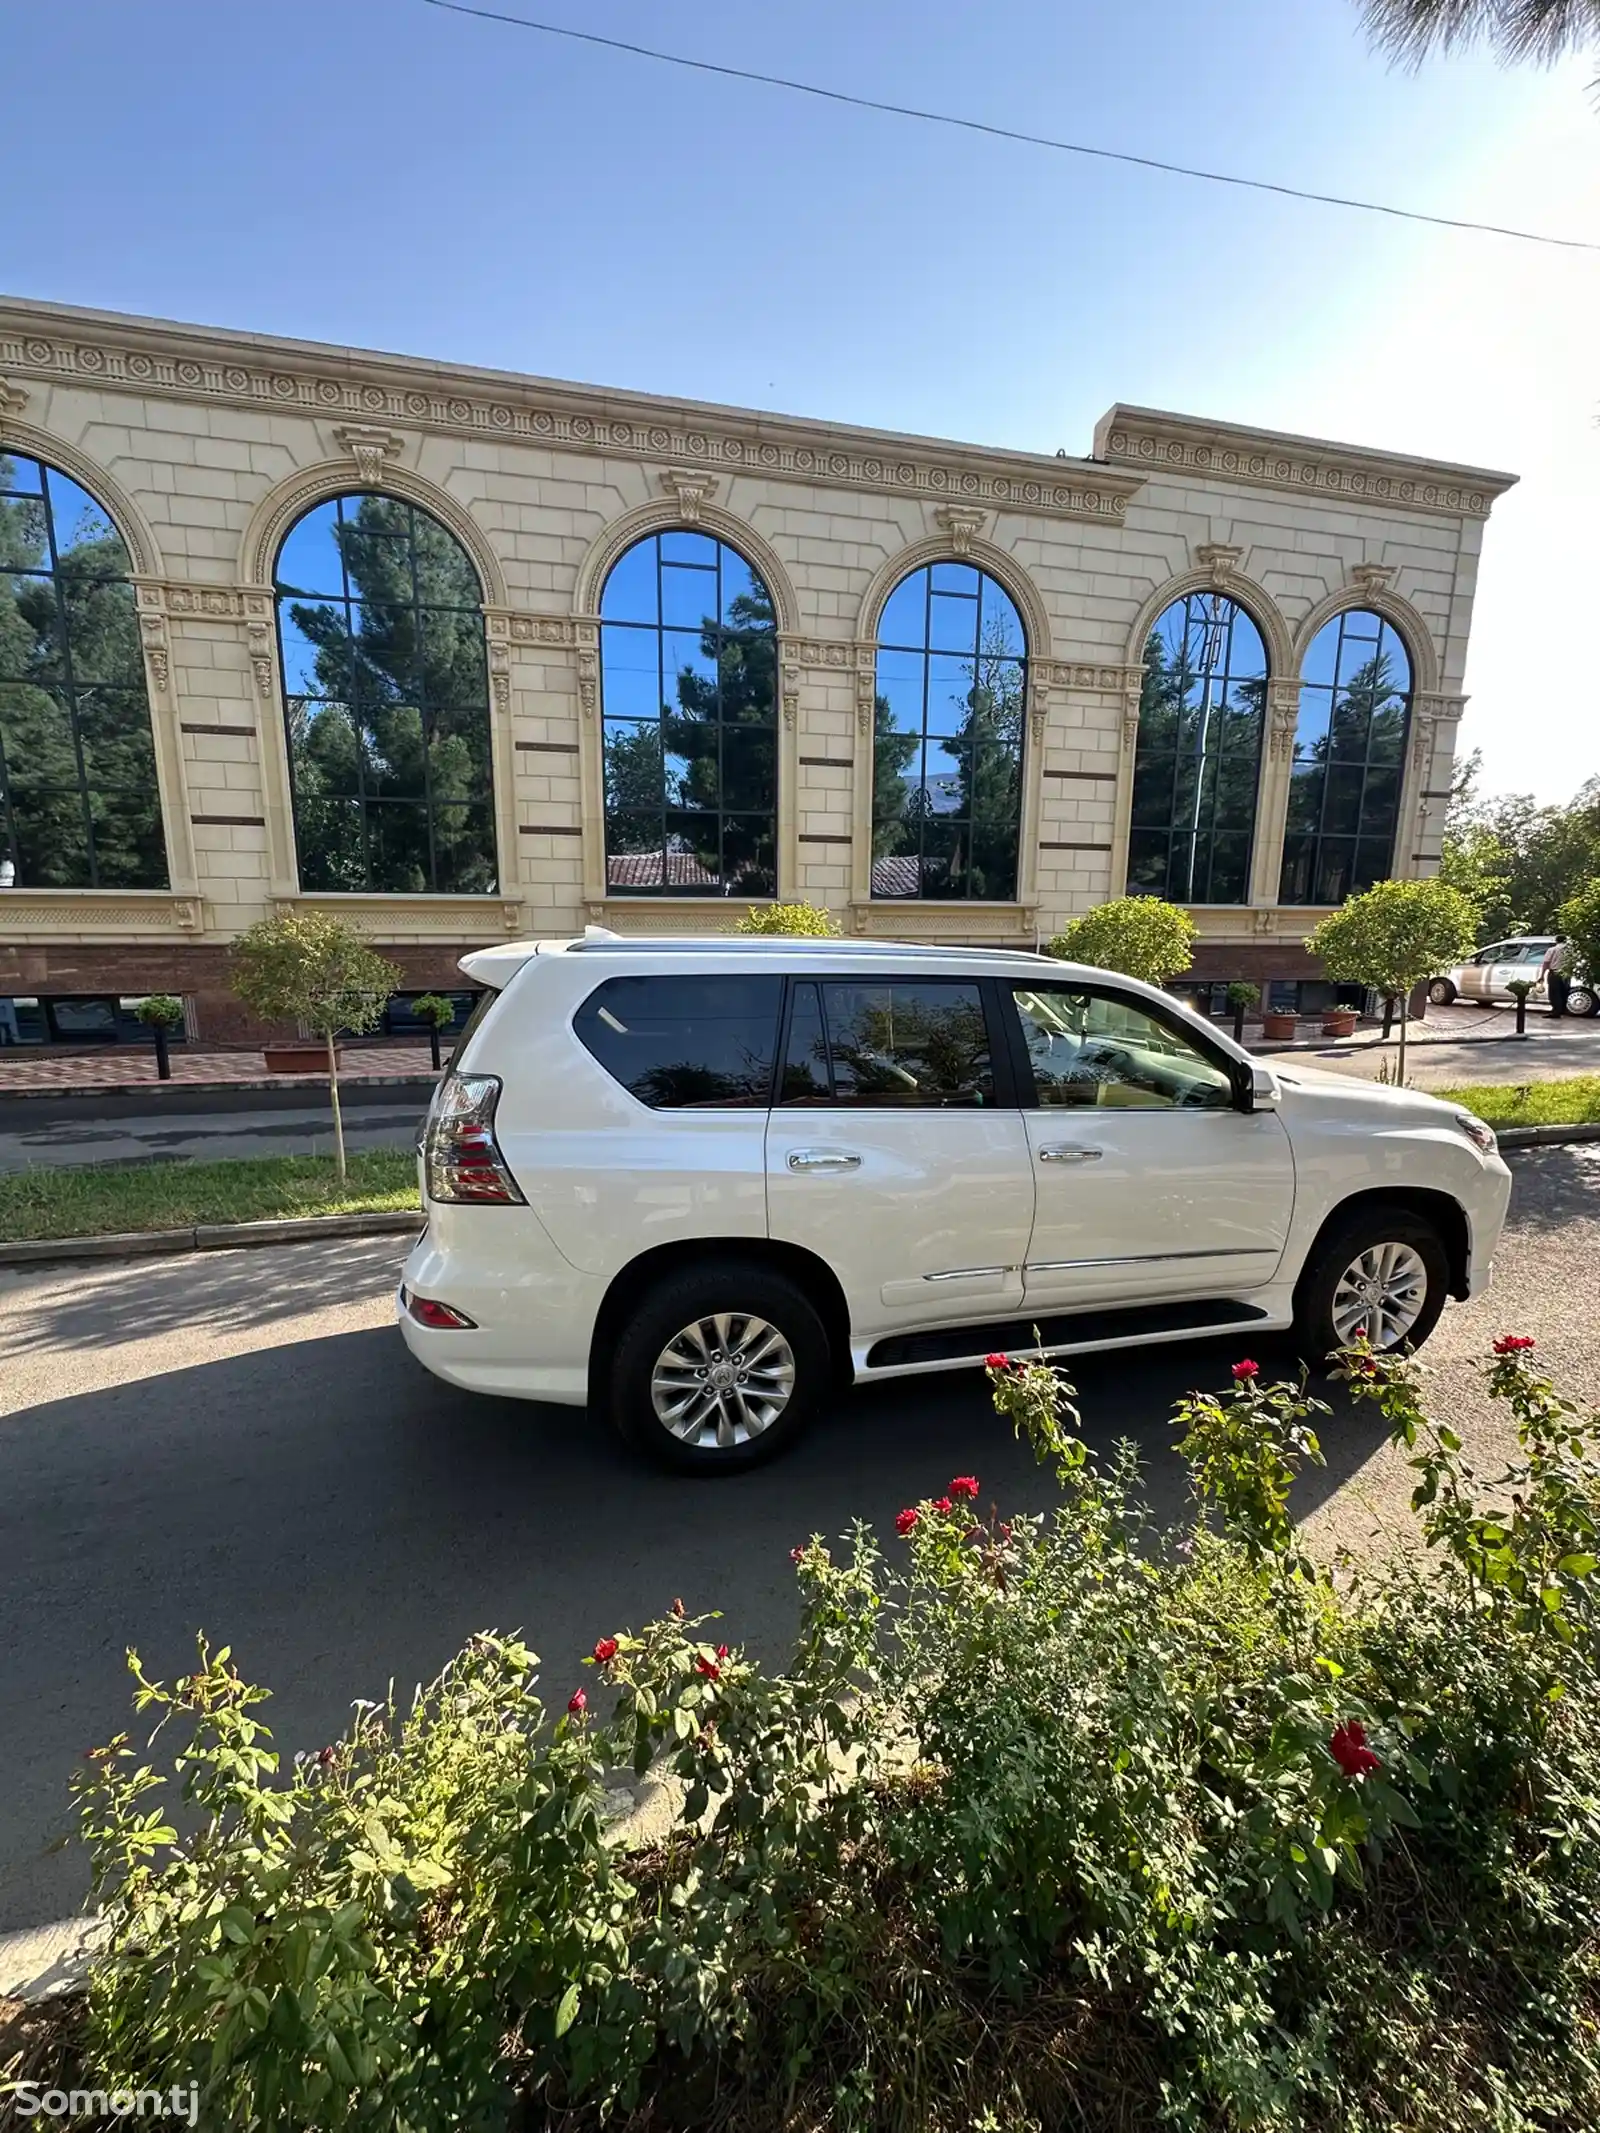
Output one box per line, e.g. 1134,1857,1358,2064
1566,982,1599,1018
608,1260,831,1473
1294,1205,1450,1367
1427,977,1456,1005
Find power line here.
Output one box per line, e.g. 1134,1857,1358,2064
421,0,1599,255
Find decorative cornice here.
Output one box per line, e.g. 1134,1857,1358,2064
1094,405,1516,521
331,424,406,484
273,892,520,936
1038,660,1145,694
782,636,875,673
483,607,578,649
0,303,1142,525
0,890,205,933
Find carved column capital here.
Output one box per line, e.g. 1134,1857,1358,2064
933,504,988,556
658,468,719,523
332,424,406,485
1349,561,1396,597
1195,542,1244,585
1267,677,1301,760
0,380,28,433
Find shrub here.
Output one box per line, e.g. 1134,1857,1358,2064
1556,876,1600,988
68,1341,1600,2132
1047,895,1196,987
734,901,842,936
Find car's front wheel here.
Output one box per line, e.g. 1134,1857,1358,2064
1566,982,1599,1018
1294,1205,1450,1367
608,1260,832,1473
1427,977,1456,1005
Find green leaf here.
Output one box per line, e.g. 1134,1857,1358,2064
554,1982,580,2038
1558,1553,1598,1576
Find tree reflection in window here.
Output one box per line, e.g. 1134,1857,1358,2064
1279,609,1412,906
274,494,496,894
871,563,1026,901
0,452,167,888
1127,592,1266,906
600,531,777,896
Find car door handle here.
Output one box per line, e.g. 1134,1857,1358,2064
1038,1145,1103,1164
787,1148,862,1172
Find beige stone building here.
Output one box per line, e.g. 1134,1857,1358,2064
0,295,1514,1045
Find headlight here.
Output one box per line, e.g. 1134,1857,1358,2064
1452,1111,1498,1156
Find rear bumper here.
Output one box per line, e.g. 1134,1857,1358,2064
397,1207,604,1405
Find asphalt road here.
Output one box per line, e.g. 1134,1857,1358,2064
1,1144,1597,1935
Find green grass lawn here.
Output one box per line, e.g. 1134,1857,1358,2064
0,1150,421,1243
1436,1074,1600,1129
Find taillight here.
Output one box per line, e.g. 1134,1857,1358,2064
422,1074,526,1205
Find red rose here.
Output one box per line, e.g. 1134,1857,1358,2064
1328,1719,1381,1779
932,1496,954,1515
895,1507,919,1537
593,1637,618,1665
695,1653,721,1680
984,1352,1011,1370
790,1545,805,1564
948,1476,980,1501
316,1745,336,1768
716,1643,730,1659
1493,1334,1536,1355
567,1689,587,1716
1232,1359,1260,1381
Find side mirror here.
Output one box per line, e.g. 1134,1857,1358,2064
1247,1064,1280,1112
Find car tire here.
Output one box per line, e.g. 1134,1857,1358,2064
1293,1204,1450,1369
1566,983,1599,1018
607,1259,832,1474
1427,977,1456,1006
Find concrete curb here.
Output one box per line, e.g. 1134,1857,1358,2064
1496,1121,1600,1149
0,1209,425,1269
0,1071,440,1103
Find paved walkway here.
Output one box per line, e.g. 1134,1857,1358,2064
0,1044,440,1096
0,1099,426,1172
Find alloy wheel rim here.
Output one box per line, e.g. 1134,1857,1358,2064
650,1312,797,1449
1330,1241,1429,1350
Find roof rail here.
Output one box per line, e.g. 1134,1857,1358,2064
565,934,1054,958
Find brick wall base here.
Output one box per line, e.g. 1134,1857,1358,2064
0,942,482,1046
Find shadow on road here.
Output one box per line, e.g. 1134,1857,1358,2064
0,1314,1382,1932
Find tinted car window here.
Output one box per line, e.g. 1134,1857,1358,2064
574,975,782,1108
1011,985,1233,1110
780,980,995,1107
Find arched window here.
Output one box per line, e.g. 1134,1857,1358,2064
1280,609,1412,905
1127,592,1266,906
0,451,167,888
871,562,1026,901
274,494,495,894
599,530,777,896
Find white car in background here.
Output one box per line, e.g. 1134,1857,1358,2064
1429,937,1599,1016
398,935,1512,1473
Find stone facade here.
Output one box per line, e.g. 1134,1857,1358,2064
0,296,1515,1040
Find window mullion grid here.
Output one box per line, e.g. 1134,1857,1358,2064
407,504,442,895
40,468,100,887
655,538,668,896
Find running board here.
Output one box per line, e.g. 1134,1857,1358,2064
863,1297,1270,1372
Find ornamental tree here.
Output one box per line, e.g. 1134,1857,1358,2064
1556,877,1600,996
1306,877,1478,1086
735,901,841,937
1047,895,1197,988
229,913,401,1178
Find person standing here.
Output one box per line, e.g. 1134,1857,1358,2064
1540,934,1573,1019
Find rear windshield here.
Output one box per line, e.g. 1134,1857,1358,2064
573,974,783,1108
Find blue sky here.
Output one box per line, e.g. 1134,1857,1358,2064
4,0,1595,802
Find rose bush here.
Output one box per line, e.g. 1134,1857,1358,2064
55,1337,1600,2132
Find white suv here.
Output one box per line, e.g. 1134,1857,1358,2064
399,935,1512,1472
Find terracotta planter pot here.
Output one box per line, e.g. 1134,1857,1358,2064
262,1044,340,1074
1320,1009,1359,1038
1260,1012,1298,1042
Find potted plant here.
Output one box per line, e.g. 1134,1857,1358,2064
411,992,458,1073
230,914,401,1180
1260,1006,1299,1042
1224,981,1260,1045
1506,976,1534,1037
1320,1002,1360,1039
132,993,185,1081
